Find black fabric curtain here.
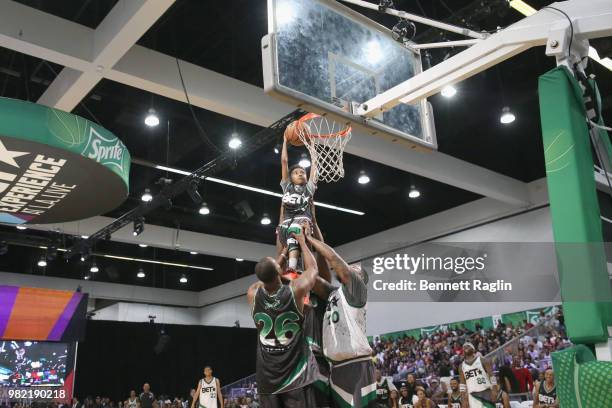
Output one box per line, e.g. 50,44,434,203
74,320,256,401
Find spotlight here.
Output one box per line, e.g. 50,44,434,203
260,213,272,225
0,242,8,256
228,133,242,149
199,202,210,215
179,275,188,284
190,251,198,255
38,257,47,267
441,85,457,98
144,108,160,127
133,217,145,236
187,181,202,204
80,256,86,262
235,258,244,262
16,225,27,230
500,107,516,124
81,235,89,239
358,171,370,185
274,144,281,154
141,188,153,202
137,267,146,278
408,185,421,199
139,244,148,248
299,153,311,168
90,262,99,273
84,275,90,280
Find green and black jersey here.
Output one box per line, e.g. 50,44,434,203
252,284,317,394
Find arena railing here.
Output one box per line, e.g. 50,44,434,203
220,373,257,399
484,314,561,370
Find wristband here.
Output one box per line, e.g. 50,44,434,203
459,384,467,392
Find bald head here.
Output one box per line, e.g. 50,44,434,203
255,257,281,283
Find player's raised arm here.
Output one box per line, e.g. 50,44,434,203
306,234,351,284
281,137,289,182
291,226,318,308
246,281,263,306
216,378,224,408
309,149,318,184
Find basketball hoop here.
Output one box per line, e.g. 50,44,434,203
294,113,352,183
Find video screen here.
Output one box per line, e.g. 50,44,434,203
0,340,71,386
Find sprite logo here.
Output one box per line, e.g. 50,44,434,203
82,126,127,174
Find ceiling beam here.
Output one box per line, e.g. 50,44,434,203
37,0,176,111
23,215,275,262
0,0,530,206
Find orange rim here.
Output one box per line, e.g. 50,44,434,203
296,112,352,139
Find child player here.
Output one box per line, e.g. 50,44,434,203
278,129,317,273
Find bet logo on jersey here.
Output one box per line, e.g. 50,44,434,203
464,368,484,379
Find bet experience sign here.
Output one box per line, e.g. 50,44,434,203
0,98,130,225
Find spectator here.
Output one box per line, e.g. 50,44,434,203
413,387,434,408
389,390,400,408
511,356,534,393
140,384,155,408
427,378,446,399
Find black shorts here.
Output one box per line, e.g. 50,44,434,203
329,357,377,408
259,385,316,408
312,355,331,408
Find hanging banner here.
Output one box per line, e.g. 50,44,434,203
0,98,130,225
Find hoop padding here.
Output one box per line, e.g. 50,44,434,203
295,113,352,183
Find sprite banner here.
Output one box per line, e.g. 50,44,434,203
0,98,130,224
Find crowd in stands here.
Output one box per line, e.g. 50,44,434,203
370,308,570,403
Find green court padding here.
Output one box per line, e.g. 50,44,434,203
538,66,612,344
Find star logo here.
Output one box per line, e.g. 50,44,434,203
0,140,28,168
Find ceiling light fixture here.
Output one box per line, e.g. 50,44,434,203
137,267,146,278
408,185,421,199
102,254,213,271
90,262,99,273
150,164,365,215
500,107,516,124
16,225,27,230
260,213,272,225
144,108,160,127
141,188,153,202
37,257,47,267
228,133,242,149
235,258,244,262
199,203,210,215
358,171,370,185
179,275,188,284
138,244,148,248
274,144,281,154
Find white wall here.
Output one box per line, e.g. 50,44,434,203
199,296,255,328
367,206,557,335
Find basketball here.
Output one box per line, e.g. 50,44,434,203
284,120,310,147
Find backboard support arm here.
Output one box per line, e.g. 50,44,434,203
356,0,612,117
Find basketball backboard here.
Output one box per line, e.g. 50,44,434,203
262,0,437,149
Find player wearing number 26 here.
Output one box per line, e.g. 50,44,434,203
247,227,319,408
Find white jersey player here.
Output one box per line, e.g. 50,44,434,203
308,234,376,408
191,366,224,408
459,342,494,408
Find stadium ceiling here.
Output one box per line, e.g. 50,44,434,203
0,0,610,291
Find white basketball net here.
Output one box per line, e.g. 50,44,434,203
295,113,352,183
